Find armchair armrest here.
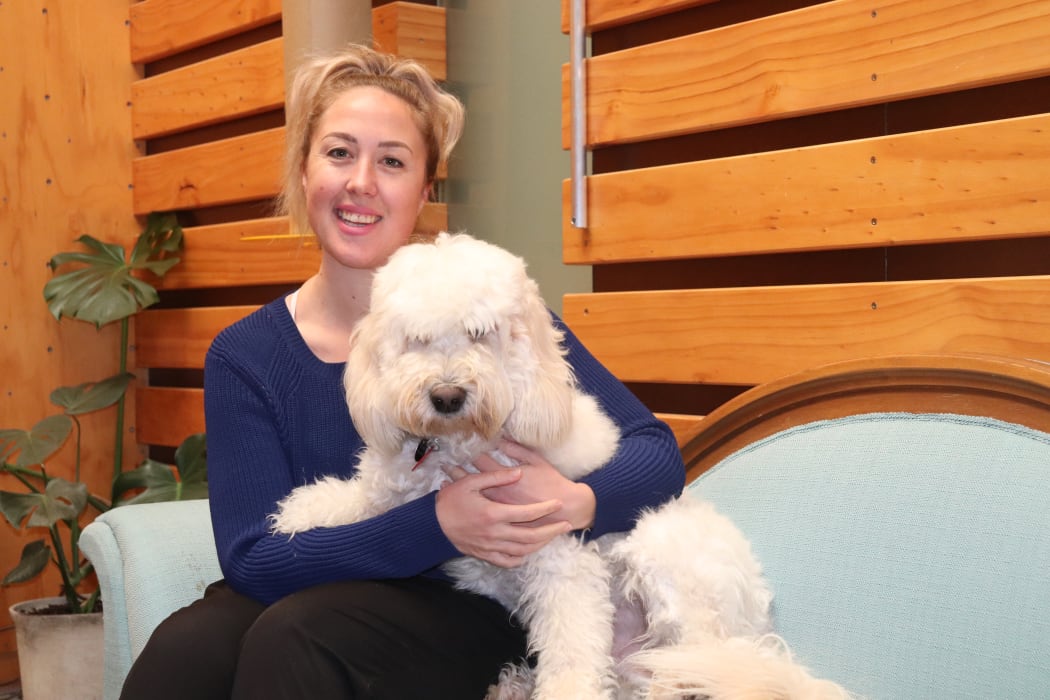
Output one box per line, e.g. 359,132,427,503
80,499,221,700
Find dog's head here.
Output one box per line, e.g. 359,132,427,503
345,232,575,456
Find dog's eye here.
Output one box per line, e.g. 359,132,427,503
467,328,488,342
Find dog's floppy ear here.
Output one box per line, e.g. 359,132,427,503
502,277,575,448
345,313,403,455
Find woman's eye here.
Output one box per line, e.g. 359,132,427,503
381,156,404,168
327,147,351,159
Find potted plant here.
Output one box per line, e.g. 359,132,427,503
0,213,208,699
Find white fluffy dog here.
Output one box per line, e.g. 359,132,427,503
271,233,851,700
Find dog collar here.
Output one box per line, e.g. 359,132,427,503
413,437,440,470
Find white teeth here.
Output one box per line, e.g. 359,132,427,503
337,210,380,225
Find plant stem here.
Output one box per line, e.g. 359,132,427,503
114,316,129,481
48,524,80,613
72,415,82,484
2,464,46,492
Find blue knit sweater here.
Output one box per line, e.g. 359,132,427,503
204,296,685,605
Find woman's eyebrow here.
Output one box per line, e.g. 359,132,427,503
323,132,414,152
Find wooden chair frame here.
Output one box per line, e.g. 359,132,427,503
682,353,1050,481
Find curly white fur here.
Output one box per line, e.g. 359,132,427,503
270,232,853,700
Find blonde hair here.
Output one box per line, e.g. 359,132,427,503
278,44,465,236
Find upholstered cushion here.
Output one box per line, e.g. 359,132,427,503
686,412,1050,700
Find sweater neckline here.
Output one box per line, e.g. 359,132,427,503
272,294,346,372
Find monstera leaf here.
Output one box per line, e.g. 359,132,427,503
2,540,52,585
112,433,208,505
0,477,88,529
50,373,135,415
43,212,183,328
0,415,73,468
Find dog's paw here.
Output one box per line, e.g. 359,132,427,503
485,661,534,700
269,486,321,535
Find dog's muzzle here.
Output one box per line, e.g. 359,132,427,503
430,385,467,414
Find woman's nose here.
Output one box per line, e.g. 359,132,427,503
346,160,377,195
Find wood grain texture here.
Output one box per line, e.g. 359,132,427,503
130,0,282,63
132,38,285,139
136,387,206,447
559,0,719,32
680,354,1050,481
372,2,447,81
563,113,1050,262
132,127,284,213
136,306,257,369
656,412,707,449
0,0,144,673
563,276,1050,386
561,0,1050,147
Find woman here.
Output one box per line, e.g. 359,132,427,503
121,44,685,699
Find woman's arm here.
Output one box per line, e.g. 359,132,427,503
204,336,460,605
561,315,686,536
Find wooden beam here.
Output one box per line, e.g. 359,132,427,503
559,0,718,33
561,0,1050,147
132,38,285,139
130,0,282,64
563,276,1050,386
373,3,447,81
563,113,1050,263
136,306,258,369
136,387,206,447
132,127,284,214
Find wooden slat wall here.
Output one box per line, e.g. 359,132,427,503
560,0,1050,442
131,0,449,448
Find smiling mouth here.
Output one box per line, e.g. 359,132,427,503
336,210,381,226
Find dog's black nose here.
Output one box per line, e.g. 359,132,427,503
430,386,467,414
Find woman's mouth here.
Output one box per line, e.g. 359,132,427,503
336,209,381,227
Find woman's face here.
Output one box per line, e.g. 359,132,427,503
303,85,431,270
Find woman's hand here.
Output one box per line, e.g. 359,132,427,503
468,441,597,531
435,467,572,568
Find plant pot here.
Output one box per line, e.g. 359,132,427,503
9,597,103,700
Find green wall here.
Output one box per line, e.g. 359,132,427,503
445,0,590,314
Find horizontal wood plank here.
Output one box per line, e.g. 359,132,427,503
563,276,1050,386
136,387,206,447
132,38,285,139
564,113,1050,262
372,2,447,81
559,0,718,33
656,412,705,449
562,0,1050,147
132,127,284,214
155,217,316,289
130,0,282,64
136,306,258,370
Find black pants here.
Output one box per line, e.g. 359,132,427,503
120,577,528,700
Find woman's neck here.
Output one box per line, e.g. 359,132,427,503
291,264,374,363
